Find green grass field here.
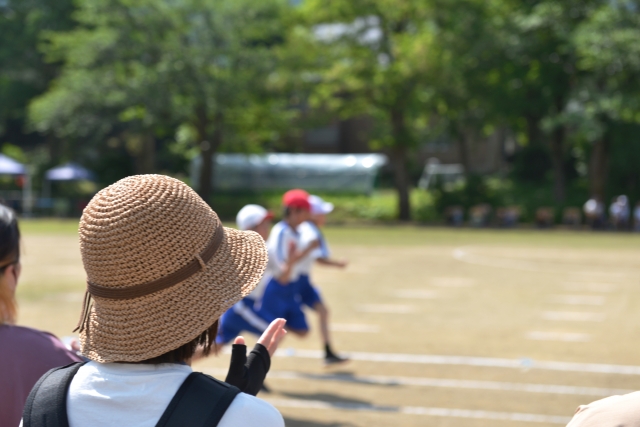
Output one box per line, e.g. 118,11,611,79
16,220,640,426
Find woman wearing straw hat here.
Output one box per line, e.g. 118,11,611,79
0,204,83,427
22,175,286,427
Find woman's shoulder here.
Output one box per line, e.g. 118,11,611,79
220,393,284,427
1,324,58,343
0,324,80,361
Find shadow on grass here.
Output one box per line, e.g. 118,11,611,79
280,391,370,406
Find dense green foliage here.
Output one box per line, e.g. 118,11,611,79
1,0,640,220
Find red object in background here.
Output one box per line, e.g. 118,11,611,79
282,189,310,210
15,175,24,188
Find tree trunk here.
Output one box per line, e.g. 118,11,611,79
390,108,411,221
139,135,156,174
588,132,611,199
197,109,224,203
549,125,565,203
457,131,470,176
125,133,156,174
525,114,542,147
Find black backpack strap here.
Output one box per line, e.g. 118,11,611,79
22,362,86,427
156,372,241,427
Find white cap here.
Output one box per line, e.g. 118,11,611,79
236,204,273,230
309,195,334,215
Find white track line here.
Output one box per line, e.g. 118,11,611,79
330,323,380,333
265,398,571,424
273,348,640,375
453,247,638,277
356,304,415,313
394,289,439,299
551,295,606,306
431,277,476,288
453,247,542,272
201,368,631,397
526,331,591,342
563,282,618,293
541,311,605,322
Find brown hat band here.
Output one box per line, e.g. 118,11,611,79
87,223,225,300
74,223,225,333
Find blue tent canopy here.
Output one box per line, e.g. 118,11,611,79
0,154,26,175
45,162,95,181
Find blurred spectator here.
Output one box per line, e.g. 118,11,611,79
609,195,630,230
535,207,555,228
634,201,640,232
497,206,520,228
584,197,605,229
469,204,492,227
0,204,82,427
563,207,582,228
445,205,464,226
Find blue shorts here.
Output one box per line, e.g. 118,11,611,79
217,297,274,345
257,277,309,332
297,274,323,309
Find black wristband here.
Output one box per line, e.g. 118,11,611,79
243,343,271,396
224,343,272,396
224,344,249,392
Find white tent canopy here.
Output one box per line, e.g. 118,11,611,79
45,162,95,181
192,153,388,194
0,154,26,175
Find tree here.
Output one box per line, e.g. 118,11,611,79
569,2,640,199
289,0,448,220
472,0,603,203
0,0,75,158
29,0,290,199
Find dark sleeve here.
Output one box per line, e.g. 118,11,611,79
224,343,271,396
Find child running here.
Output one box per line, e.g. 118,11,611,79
257,190,316,338
258,189,346,366
296,195,349,365
217,204,275,345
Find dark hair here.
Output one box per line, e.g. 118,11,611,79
0,204,19,323
140,320,219,364
283,206,306,218
0,204,20,270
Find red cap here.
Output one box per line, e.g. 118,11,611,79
283,189,311,210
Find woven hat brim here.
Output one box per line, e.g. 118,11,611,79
79,227,267,363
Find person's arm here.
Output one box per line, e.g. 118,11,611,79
274,239,320,283
224,318,287,395
316,257,348,268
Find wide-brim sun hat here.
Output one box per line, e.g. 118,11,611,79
76,175,268,363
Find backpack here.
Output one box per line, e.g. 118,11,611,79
22,362,241,427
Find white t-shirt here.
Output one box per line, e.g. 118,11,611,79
246,257,275,302
266,220,301,282
56,362,283,427
296,221,330,276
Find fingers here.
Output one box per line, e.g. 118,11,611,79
257,318,287,357
234,336,246,345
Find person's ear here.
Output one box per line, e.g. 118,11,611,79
5,263,20,290
13,263,21,281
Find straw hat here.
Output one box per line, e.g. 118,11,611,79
76,175,267,363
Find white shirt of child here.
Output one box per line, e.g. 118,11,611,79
296,221,330,276
57,362,284,427
266,220,301,282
